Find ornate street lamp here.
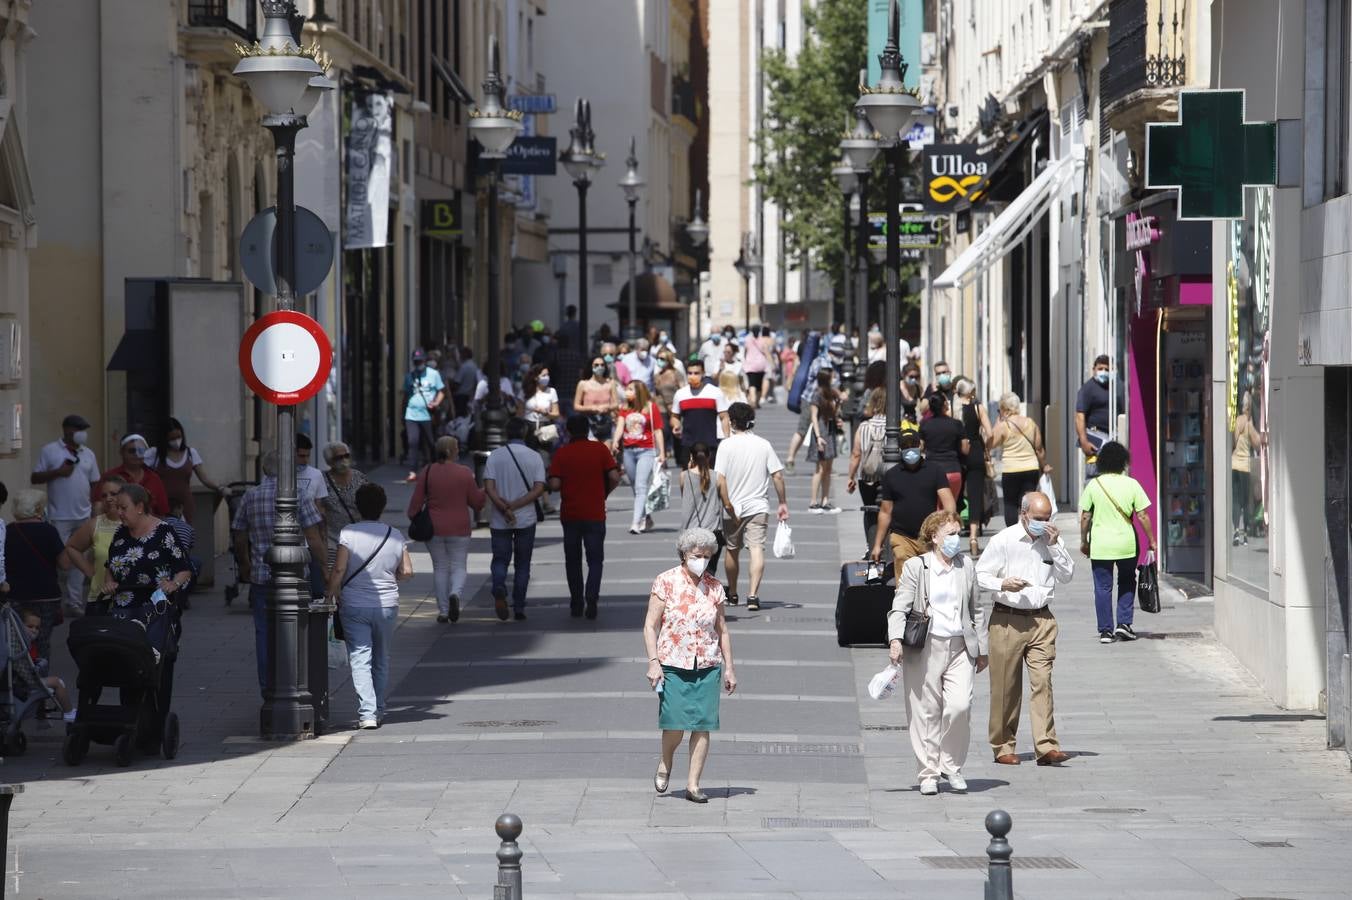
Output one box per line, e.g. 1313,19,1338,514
468,34,523,448
232,0,334,740
733,232,762,334
832,152,858,342
841,100,879,358
685,191,710,347
856,0,922,465
561,99,603,353
618,137,646,341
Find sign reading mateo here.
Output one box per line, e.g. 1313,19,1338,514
922,144,988,212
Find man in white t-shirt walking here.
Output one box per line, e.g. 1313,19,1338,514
483,418,548,621
32,413,101,614
715,402,789,611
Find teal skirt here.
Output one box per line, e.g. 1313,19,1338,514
658,664,722,732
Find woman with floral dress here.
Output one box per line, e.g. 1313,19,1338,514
642,528,737,804
100,483,192,653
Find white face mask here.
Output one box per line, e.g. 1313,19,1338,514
538,375,551,387
168,439,183,450
685,557,709,578
72,430,88,447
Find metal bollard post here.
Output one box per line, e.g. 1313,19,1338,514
493,813,524,900
984,809,1013,900
0,784,23,899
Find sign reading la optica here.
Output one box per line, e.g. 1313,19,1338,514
921,144,988,212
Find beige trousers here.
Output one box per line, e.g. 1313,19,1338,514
987,606,1059,758
902,633,975,781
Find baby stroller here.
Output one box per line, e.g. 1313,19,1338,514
0,604,61,756
62,602,180,767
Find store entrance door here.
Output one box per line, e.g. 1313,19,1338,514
1159,310,1211,584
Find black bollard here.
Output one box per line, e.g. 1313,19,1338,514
984,809,1013,900
0,784,22,899
493,813,524,900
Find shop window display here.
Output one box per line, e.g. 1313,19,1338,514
1225,187,1271,591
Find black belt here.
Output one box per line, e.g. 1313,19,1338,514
992,602,1050,617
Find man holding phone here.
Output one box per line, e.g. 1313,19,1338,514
975,492,1075,767
32,414,101,615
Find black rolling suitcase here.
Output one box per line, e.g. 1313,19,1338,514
835,559,894,647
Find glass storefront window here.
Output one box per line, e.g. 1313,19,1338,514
1225,186,1272,591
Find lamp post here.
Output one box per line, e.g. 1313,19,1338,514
856,0,921,465
685,191,710,351
841,99,880,348
232,0,333,740
468,35,523,449
831,154,858,347
733,233,762,334
618,137,645,342
561,99,603,353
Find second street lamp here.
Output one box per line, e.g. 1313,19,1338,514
685,191,710,349
468,35,523,449
618,137,645,342
857,0,921,466
733,233,761,334
831,153,858,346
561,99,602,353
841,99,879,346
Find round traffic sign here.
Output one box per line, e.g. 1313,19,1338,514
239,206,336,297
238,311,332,406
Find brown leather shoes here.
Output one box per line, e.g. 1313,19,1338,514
993,754,1021,765
1036,750,1071,766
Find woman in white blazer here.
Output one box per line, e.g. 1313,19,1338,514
887,509,989,795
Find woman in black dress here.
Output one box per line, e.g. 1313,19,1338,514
918,393,969,516
954,378,993,556
101,483,192,652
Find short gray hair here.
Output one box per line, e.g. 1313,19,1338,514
12,489,45,520
435,435,459,460
635,337,650,351
323,441,350,465
998,391,1022,415
260,450,279,478
1020,493,1032,513
676,527,718,558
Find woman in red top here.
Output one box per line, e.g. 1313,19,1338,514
612,381,667,534
406,436,486,623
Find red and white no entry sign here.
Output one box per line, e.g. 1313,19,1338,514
238,310,332,405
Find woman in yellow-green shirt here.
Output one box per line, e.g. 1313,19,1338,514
58,475,126,614
1079,442,1156,645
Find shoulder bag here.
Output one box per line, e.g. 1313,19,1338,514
408,466,435,542
324,472,359,525
900,555,932,649
333,525,393,641
506,446,546,522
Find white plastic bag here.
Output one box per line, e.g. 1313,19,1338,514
645,466,670,515
867,663,902,700
328,622,348,671
772,522,796,559
1039,472,1059,516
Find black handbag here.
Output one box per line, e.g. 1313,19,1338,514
408,466,434,542
1137,558,1162,614
899,557,931,649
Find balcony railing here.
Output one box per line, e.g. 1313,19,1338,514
1101,0,1189,110
187,0,257,42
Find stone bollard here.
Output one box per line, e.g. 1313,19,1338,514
493,813,524,900
984,809,1013,900
0,784,22,899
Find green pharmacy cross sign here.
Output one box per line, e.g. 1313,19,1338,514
1145,89,1277,220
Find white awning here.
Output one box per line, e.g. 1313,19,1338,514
932,148,1083,290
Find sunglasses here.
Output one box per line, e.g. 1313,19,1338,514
331,453,351,461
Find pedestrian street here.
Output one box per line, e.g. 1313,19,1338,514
0,406,1347,899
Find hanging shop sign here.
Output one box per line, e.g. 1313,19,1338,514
921,144,988,212
421,196,462,239
1145,89,1277,220
471,135,558,176
867,209,945,251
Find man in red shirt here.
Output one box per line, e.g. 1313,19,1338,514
98,434,170,516
548,414,621,619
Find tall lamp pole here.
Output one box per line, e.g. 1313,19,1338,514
685,191,710,352
856,0,920,465
619,137,645,342
831,153,858,347
561,100,603,353
733,232,761,334
840,99,879,344
468,36,523,448
233,0,333,739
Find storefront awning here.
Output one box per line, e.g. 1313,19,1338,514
933,147,1083,290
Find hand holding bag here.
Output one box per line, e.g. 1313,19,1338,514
1137,551,1162,614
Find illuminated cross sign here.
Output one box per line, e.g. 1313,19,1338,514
1145,90,1276,220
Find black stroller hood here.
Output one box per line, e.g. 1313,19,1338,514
67,617,159,689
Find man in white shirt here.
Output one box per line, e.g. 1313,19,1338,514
975,491,1075,767
483,418,547,621
32,414,101,613
619,338,656,390
715,402,789,611
295,433,330,599
698,333,724,376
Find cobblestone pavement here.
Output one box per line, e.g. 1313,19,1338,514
4,400,1351,898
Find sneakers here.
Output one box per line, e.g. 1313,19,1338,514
1099,630,1115,644
745,596,761,611
436,615,449,624
820,502,840,515
1114,623,1138,641
359,718,378,729
494,592,510,621
448,594,460,623
809,504,824,515
513,611,528,621
585,600,598,620
919,779,939,796
570,601,584,618
62,709,77,724
943,772,968,792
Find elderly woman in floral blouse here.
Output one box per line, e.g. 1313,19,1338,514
100,483,192,653
642,527,737,804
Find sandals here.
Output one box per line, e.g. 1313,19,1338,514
726,592,740,606
654,768,670,794
970,538,981,557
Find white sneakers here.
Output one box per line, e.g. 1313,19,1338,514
944,772,968,792
358,719,378,729
919,779,939,796
918,773,966,794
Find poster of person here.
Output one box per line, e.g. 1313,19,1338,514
343,92,392,249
